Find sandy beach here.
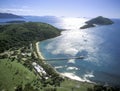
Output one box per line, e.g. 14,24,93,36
36,42,45,60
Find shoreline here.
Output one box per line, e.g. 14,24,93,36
36,42,45,60
35,42,95,84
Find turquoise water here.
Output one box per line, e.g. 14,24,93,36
39,18,120,86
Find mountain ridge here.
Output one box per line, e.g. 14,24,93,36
0,13,23,19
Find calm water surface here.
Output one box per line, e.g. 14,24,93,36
39,18,120,86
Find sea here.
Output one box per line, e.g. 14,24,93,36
1,16,120,86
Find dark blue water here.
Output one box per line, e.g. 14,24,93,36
39,18,120,86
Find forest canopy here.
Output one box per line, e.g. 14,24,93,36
0,22,61,53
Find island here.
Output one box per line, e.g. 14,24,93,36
6,20,26,23
0,13,23,19
80,16,114,29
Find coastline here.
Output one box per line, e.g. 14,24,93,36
35,41,95,84
36,42,45,60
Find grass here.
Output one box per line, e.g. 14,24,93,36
0,59,36,91
56,79,94,91
42,78,94,91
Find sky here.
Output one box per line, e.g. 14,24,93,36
0,0,120,18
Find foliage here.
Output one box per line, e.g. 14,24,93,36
80,24,95,29
86,16,114,25
91,85,120,91
56,79,94,91
0,59,37,91
80,16,114,29
0,22,61,53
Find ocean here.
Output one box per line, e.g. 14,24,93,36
1,16,120,86
39,17,120,86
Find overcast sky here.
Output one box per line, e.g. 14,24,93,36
0,0,120,18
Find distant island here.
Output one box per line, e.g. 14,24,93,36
0,13,23,19
80,16,114,29
6,20,26,23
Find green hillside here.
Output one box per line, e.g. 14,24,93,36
0,22,61,53
80,16,114,29
0,59,38,91
86,16,113,25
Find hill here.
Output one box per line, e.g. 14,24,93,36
0,59,38,91
0,22,61,53
0,13,23,19
80,16,114,29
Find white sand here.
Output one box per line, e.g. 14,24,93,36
36,42,45,60
61,73,93,83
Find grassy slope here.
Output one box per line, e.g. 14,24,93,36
0,59,36,91
56,79,94,91
42,79,94,91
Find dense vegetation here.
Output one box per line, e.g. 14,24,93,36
0,22,61,53
0,13,23,18
86,16,113,25
80,24,95,29
80,16,114,29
